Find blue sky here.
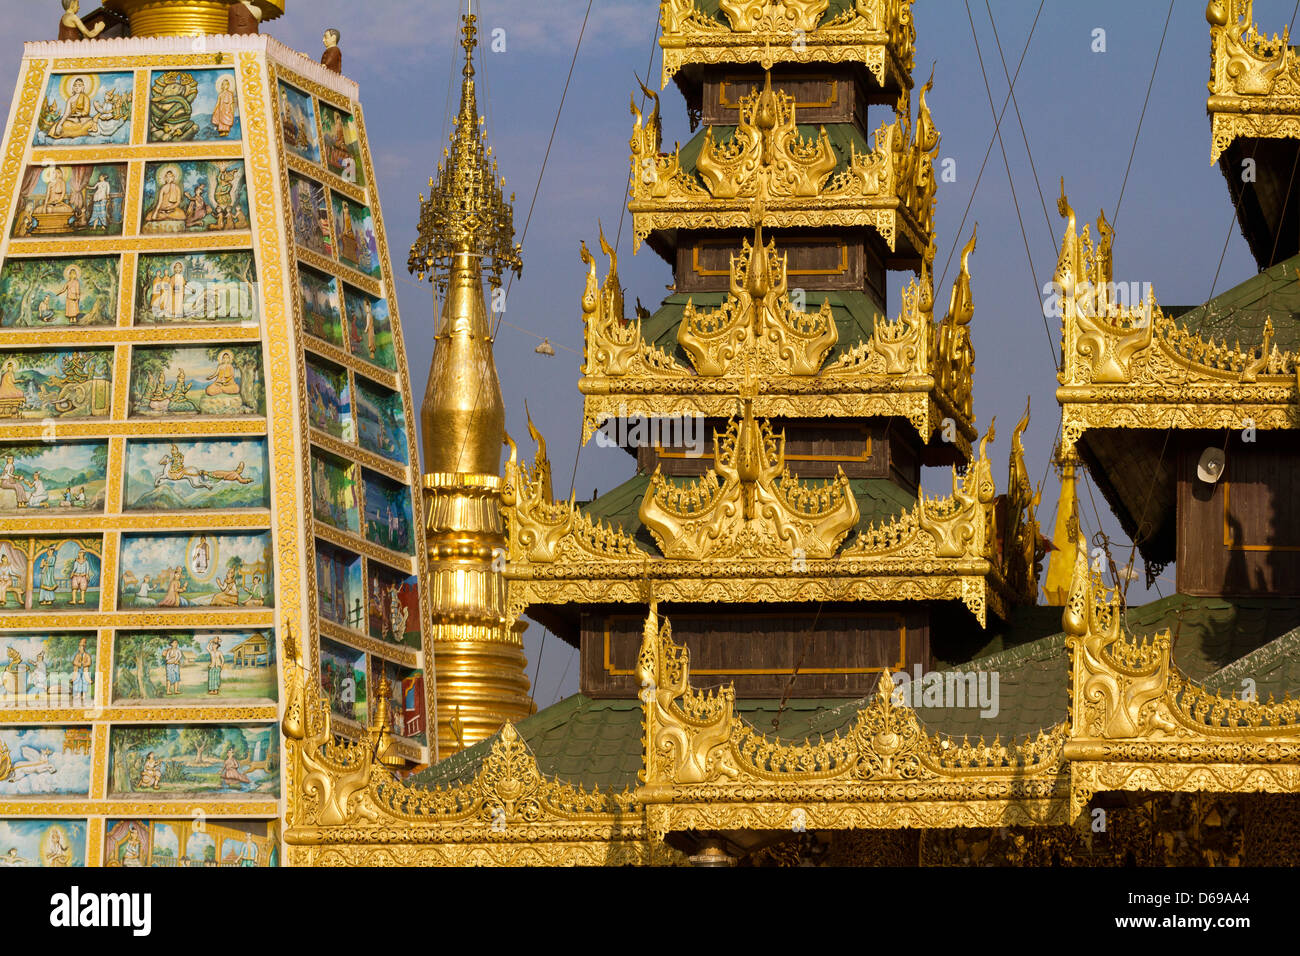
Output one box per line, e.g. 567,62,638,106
0,1,1278,708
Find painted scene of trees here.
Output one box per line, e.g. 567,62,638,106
311,451,359,535
112,629,276,705
363,470,414,553
130,345,264,417
108,723,279,799
305,356,353,441
0,442,107,513
135,251,257,326
0,349,112,420
0,537,102,612
342,285,395,371
300,264,343,346
119,533,272,611
0,255,117,328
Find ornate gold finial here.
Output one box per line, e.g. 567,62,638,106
409,12,522,290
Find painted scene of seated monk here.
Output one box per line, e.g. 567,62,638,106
141,160,248,235
130,345,265,418
11,163,125,238
34,72,133,147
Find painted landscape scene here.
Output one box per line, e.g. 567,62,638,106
332,194,379,278
0,442,107,513
136,251,257,326
0,255,117,328
108,724,279,800
342,286,396,370
0,727,92,796
0,819,85,867
355,379,408,465
311,452,359,535
119,533,272,611
363,471,413,553
300,265,343,346
319,101,365,186
306,357,353,441
316,543,363,631
112,629,276,705
131,346,264,417
0,349,112,420
0,537,102,613
278,81,319,164
0,632,97,711
124,439,269,511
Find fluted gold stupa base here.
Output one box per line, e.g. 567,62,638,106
433,639,534,757
104,0,284,36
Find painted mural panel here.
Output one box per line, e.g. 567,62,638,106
0,255,118,328
319,101,365,186
105,818,277,867
342,284,396,370
0,442,107,513
12,163,125,238
34,71,133,147
320,638,366,725
316,543,363,631
305,356,352,441
0,537,102,612
331,194,379,278
0,633,96,711
278,80,320,164
374,659,427,743
148,68,240,142
112,629,276,705
135,251,257,326
124,439,269,511
311,451,359,535
130,345,265,417
119,533,272,611
367,563,419,648
107,723,279,799
363,470,414,553
299,264,343,346
0,819,86,866
141,160,249,235
355,377,408,465
0,727,92,796
289,172,333,257
0,349,112,420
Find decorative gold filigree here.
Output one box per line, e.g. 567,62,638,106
636,606,1069,835
658,0,916,93
1054,183,1300,454
1207,0,1300,161
629,70,936,255
639,391,860,560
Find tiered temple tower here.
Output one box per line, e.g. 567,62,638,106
410,13,532,758
0,0,431,866
504,0,1039,704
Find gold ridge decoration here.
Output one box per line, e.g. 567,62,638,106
1055,182,1300,455
501,420,1032,626
678,212,838,376
1062,549,1300,818
638,390,861,560
1002,398,1043,605
636,606,1069,834
282,626,667,865
628,71,937,255
409,12,522,290
658,0,916,92
1206,0,1300,162
501,421,649,565
578,227,977,452
580,225,688,378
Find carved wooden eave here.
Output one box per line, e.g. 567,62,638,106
1207,0,1300,163
658,0,916,95
280,640,671,866
1061,549,1300,819
628,71,937,259
501,416,1039,628
578,220,976,455
633,604,1070,837
1054,186,1300,457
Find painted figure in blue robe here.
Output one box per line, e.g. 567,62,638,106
37,545,58,605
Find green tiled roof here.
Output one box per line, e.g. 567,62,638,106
1166,251,1300,353
579,472,916,555
409,694,856,793
409,597,1300,792
639,290,885,368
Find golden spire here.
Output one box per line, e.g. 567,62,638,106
1043,450,1081,605
409,11,522,290
104,1,284,37
414,11,519,477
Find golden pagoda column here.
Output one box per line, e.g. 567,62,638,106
410,13,532,757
